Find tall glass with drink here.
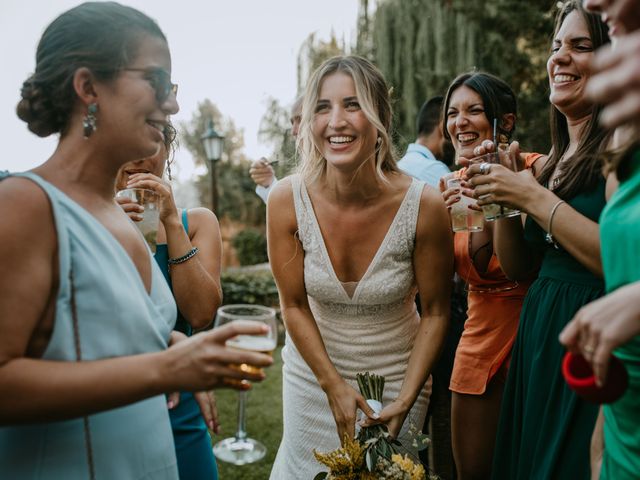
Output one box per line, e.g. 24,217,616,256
212,304,278,465
447,178,484,232
115,188,161,252
472,147,521,221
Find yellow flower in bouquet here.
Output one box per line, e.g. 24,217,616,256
313,436,377,480
391,453,426,480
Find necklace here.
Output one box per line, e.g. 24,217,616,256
550,152,571,190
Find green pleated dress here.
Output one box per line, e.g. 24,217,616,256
598,149,640,480
491,179,606,479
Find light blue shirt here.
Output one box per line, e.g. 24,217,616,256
397,143,450,188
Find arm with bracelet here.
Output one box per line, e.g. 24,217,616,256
123,170,222,330
162,207,222,330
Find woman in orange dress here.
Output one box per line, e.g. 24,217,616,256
440,71,535,479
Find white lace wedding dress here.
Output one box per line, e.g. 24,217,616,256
270,175,431,480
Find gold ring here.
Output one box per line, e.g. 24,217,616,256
583,345,595,355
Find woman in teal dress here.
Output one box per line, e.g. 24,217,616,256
116,126,223,480
465,2,613,478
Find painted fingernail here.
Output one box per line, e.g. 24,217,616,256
208,420,215,430
372,413,380,419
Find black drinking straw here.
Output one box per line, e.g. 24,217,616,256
493,118,504,215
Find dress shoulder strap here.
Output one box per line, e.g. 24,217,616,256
181,208,189,234
405,178,426,231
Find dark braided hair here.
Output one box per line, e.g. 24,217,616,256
17,2,166,137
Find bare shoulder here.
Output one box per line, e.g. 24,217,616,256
419,183,448,210
416,183,450,237
268,175,294,204
0,177,56,246
186,207,219,227
185,207,220,242
267,176,296,232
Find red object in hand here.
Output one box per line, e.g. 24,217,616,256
562,351,628,404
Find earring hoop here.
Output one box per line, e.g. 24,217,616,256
82,103,98,139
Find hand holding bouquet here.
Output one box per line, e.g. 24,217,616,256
314,373,435,480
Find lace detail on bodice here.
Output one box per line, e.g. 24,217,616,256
291,175,424,318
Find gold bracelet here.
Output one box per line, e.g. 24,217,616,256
544,200,566,249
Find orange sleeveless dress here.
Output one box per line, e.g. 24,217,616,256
449,153,541,395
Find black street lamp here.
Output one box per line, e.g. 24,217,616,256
201,119,225,214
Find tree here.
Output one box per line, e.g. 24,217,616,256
297,32,346,92
258,96,298,177
180,99,265,226
359,0,554,155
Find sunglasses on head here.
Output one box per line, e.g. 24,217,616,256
123,67,178,104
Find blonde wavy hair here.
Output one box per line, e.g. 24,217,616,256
296,55,398,184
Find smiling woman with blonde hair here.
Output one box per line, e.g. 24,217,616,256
268,55,453,479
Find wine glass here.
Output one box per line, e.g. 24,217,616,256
212,304,278,465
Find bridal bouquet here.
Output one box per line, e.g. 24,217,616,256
313,373,435,480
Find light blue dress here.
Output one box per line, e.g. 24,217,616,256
0,172,179,479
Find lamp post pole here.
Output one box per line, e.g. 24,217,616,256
210,159,218,214
201,119,225,215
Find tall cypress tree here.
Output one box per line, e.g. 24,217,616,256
359,0,554,154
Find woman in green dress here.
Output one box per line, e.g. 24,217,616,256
464,2,613,478
559,0,640,478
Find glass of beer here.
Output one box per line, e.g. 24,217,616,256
115,188,160,252
212,304,278,465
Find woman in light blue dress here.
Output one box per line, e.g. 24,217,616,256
0,3,272,479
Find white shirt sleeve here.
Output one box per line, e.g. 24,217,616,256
255,177,279,204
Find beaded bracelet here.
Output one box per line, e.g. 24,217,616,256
168,247,199,265
544,200,566,249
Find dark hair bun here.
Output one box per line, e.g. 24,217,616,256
16,77,62,137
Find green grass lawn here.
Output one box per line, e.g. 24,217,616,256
212,346,283,480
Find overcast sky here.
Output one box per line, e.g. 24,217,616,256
0,0,360,180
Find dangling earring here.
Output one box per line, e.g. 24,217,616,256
82,103,98,139
166,161,173,181
376,136,382,147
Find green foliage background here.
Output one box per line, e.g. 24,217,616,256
180,99,266,227
232,229,269,266
360,0,556,155
221,270,279,307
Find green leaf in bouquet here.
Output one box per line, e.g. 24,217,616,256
313,473,328,480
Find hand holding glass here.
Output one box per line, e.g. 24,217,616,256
472,147,521,221
115,188,160,252
447,178,484,232
212,304,278,465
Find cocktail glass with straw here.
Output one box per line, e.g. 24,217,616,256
474,119,521,221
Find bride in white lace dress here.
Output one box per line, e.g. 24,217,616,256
267,56,453,479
